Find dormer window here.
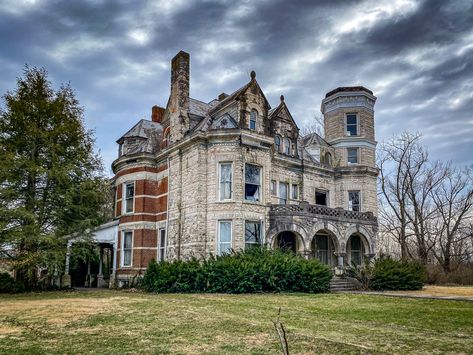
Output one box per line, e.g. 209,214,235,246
284,137,291,155
275,135,281,152
346,113,358,136
249,109,257,130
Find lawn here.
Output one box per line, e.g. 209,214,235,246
0,290,472,354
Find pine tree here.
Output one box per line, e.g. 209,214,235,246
0,66,110,288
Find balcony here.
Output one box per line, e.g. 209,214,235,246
269,203,377,224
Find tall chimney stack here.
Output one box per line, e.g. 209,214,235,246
169,50,190,141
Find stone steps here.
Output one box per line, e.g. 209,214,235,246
329,277,357,292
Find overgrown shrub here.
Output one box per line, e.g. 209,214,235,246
426,263,473,285
0,273,25,293
371,256,426,291
143,248,331,294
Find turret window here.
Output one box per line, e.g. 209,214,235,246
348,191,361,212
249,109,257,130
346,113,358,136
123,182,135,214
219,163,233,200
347,147,359,164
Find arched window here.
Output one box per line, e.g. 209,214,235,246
284,137,291,155
249,109,257,130
274,135,281,152
163,127,171,148
324,152,332,166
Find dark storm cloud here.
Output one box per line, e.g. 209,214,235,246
0,0,472,173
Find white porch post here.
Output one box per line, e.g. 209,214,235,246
61,240,72,288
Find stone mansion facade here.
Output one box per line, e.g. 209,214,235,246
65,51,378,287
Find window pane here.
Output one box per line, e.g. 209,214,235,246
245,165,260,184
126,183,134,199
292,184,298,199
159,231,166,248
219,222,231,243
124,250,131,266
347,114,357,125
220,163,232,200
279,182,288,204
347,148,358,163
316,191,327,205
245,222,261,247
349,191,360,211
126,198,133,213
284,138,291,155
346,114,358,136
124,232,132,248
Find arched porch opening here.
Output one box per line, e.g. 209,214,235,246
273,231,300,253
311,230,338,267
346,233,368,266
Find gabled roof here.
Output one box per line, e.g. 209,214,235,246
269,99,299,130
302,132,330,147
189,98,211,117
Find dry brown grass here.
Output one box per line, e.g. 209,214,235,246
386,285,473,298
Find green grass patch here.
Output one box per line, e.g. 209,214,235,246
0,290,472,354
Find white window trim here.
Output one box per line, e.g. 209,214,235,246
121,230,133,268
122,181,135,214
347,147,359,164
218,162,233,201
244,163,263,203
345,113,359,137
217,220,233,255
157,228,166,262
348,190,362,212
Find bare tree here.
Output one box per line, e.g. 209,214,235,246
300,114,324,137
431,165,473,272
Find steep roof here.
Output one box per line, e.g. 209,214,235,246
117,119,163,143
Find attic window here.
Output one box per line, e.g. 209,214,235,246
284,138,291,155
249,110,257,130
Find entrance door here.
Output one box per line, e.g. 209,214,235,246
277,232,297,253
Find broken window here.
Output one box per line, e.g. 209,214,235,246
218,220,232,255
315,190,328,206
348,191,360,212
124,182,134,213
346,113,358,136
245,164,261,201
219,163,232,200
158,229,166,262
279,182,288,204
122,231,133,267
245,221,262,249
347,147,358,164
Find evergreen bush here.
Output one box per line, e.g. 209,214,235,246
0,272,25,293
371,256,425,291
143,248,331,294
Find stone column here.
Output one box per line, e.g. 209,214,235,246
61,241,72,288
334,252,346,276
109,243,117,289
97,244,107,288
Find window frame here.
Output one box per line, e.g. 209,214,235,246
244,220,263,249
122,181,135,214
217,220,233,255
347,147,359,164
270,180,277,196
315,189,329,206
249,109,257,130
274,135,282,152
279,182,288,205
158,228,166,262
291,184,298,200
346,113,359,136
121,230,133,267
218,162,233,201
284,137,291,155
244,164,262,202
348,190,361,212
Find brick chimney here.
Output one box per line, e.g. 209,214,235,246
169,50,190,141
151,105,165,123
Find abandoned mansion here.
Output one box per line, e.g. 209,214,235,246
66,51,379,287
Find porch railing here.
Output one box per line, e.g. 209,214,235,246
269,204,377,223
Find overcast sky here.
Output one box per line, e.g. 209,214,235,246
1,0,472,175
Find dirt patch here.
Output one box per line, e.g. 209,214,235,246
388,286,473,298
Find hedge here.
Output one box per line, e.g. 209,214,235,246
371,256,426,291
0,272,25,293
143,248,332,294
